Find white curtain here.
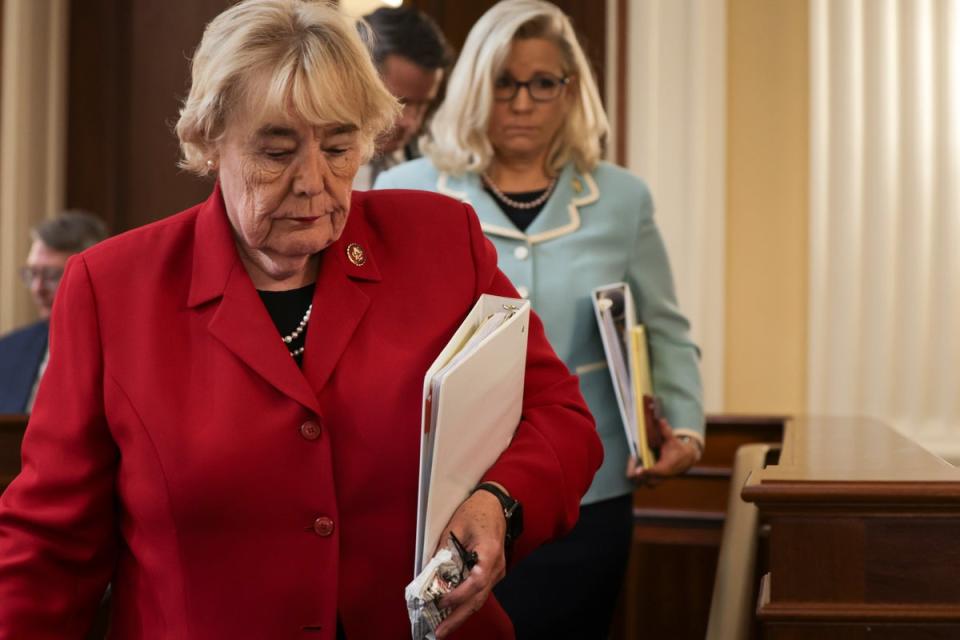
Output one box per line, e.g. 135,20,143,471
809,0,960,458
608,0,727,413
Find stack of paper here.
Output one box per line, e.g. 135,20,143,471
591,283,660,469
415,294,531,573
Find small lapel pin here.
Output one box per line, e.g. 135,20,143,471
346,242,367,267
571,178,583,194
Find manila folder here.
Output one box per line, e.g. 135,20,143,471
415,294,530,573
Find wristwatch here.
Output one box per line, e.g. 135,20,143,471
473,482,524,549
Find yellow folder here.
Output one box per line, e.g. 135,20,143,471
628,325,658,469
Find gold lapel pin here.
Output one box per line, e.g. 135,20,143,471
571,177,583,193
346,242,367,267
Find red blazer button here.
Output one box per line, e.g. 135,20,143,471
312,516,335,537
299,420,322,441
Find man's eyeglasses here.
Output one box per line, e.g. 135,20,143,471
493,73,570,102
19,266,64,288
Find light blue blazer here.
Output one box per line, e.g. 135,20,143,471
375,159,704,504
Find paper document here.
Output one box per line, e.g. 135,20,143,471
415,294,530,573
591,283,660,467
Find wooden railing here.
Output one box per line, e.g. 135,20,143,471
0,414,27,492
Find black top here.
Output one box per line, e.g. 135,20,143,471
483,186,549,231
257,284,315,368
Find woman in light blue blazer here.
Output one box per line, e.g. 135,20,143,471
375,1,704,637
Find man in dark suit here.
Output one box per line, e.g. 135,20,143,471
0,211,107,413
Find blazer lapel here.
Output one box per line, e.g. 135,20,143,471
300,195,381,394
189,185,322,415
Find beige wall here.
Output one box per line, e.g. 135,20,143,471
0,0,69,335
724,0,809,414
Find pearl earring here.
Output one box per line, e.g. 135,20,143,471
206,159,215,169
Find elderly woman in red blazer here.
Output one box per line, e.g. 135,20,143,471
0,1,601,638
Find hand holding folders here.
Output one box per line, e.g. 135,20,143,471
406,294,530,639
414,294,530,573
591,283,663,470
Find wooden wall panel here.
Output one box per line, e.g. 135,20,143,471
66,0,126,232
66,0,231,232
65,1,606,233
405,0,607,107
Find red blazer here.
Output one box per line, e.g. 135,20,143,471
0,187,602,639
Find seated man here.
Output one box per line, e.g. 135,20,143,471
353,6,452,189
0,211,107,413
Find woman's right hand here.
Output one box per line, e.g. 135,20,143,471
432,487,508,638
627,418,700,487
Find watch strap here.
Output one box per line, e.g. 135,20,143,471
473,482,521,543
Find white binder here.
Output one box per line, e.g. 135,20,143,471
414,294,530,573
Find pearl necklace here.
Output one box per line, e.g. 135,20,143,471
281,303,312,358
482,174,558,210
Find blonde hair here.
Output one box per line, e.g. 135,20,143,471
423,0,608,176
176,0,399,175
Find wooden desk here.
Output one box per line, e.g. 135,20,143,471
0,414,27,491
743,416,960,639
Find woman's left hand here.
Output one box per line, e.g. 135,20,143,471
433,487,508,639
627,418,700,487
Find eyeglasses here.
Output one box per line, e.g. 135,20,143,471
493,73,570,102
19,266,64,288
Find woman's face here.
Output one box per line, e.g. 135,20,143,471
215,101,362,286
487,37,572,166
